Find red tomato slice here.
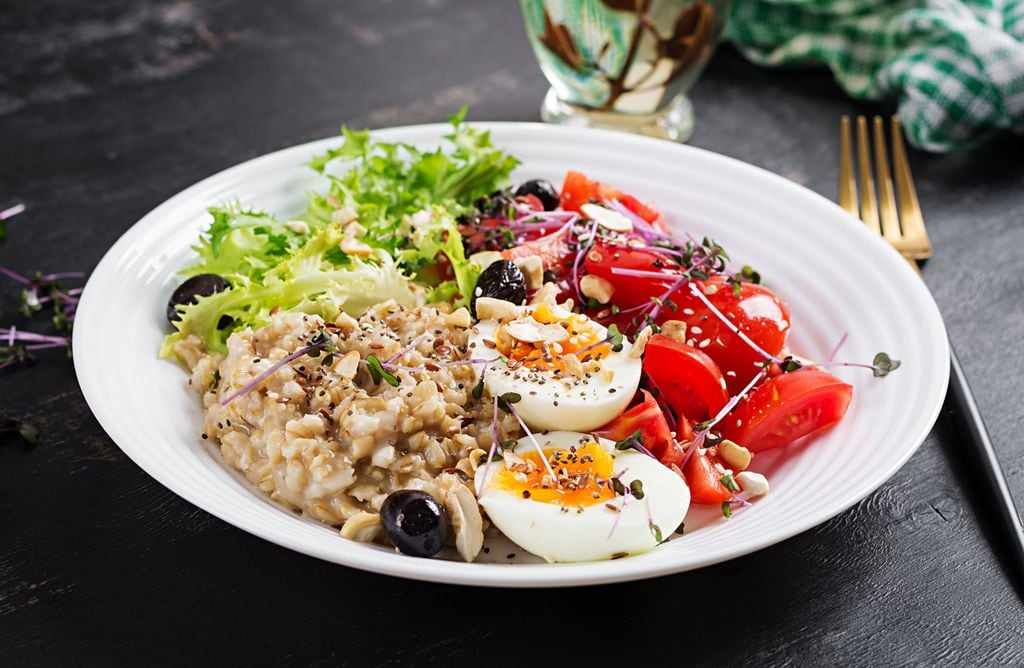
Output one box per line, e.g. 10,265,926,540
594,390,673,459
643,335,729,423
667,278,791,394
560,171,661,223
560,171,600,213
583,241,679,309
720,369,853,452
501,224,573,275
683,449,732,504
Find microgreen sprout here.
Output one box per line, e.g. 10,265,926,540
0,202,27,241
221,328,338,405
613,429,656,459
720,474,739,493
721,501,732,519
365,354,400,387
1,411,37,446
629,479,645,499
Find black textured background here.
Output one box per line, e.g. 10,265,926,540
1,1,1022,664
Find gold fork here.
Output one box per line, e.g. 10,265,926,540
839,115,932,263
838,114,1024,582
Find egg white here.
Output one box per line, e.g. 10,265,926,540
468,306,642,432
475,431,690,563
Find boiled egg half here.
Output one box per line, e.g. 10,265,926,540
468,303,642,432
475,431,690,563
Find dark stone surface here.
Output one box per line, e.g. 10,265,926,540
1,0,1022,664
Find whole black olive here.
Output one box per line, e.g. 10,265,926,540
380,490,448,558
470,260,526,318
514,179,560,211
166,273,230,323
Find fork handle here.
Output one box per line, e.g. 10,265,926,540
946,341,1024,583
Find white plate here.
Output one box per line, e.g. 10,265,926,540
74,123,949,587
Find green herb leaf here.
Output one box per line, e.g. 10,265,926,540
610,477,626,496
674,520,686,535
496,391,521,413
720,474,739,493
649,522,663,543
780,356,803,373
500,439,518,451
365,354,400,387
472,378,484,399
721,501,732,519
607,323,623,352
872,352,901,377
629,479,645,499
614,429,644,453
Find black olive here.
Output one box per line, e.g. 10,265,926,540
514,179,560,211
470,260,526,318
166,273,230,323
380,490,448,558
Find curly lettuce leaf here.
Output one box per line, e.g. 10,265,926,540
183,205,319,282
162,226,420,357
399,206,480,310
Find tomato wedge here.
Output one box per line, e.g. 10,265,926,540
595,390,673,460
720,369,853,452
667,278,791,394
559,171,661,223
683,449,732,504
583,241,678,309
643,335,729,423
501,224,573,276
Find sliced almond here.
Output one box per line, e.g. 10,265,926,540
445,307,472,328
581,203,633,233
331,350,361,379
530,282,559,306
504,317,546,343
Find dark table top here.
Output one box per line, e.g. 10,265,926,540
2,1,1022,664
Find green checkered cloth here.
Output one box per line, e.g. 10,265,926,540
726,0,1024,151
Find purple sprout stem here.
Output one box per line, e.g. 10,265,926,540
506,402,558,483
686,283,783,364
384,334,429,365
0,267,30,285
0,328,68,345
0,203,26,220
40,272,85,282
221,344,318,406
680,369,767,470
477,395,502,500
644,376,678,434
571,218,598,304
606,487,629,540
827,332,849,363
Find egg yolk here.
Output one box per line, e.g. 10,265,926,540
491,441,617,507
496,304,611,372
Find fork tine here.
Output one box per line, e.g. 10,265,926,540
838,117,858,216
855,116,880,235
891,116,933,259
872,116,901,243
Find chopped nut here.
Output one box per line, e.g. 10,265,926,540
717,439,752,471
331,350,361,379
580,274,615,304
468,448,489,473
599,365,615,383
629,326,653,359
703,283,719,295
562,353,584,379
340,236,373,256
530,282,559,306
331,206,358,226
513,255,544,290
736,471,769,496
284,219,310,234
445,307,472,328
475,297,521,322
661,319,688,342
470,251,504,270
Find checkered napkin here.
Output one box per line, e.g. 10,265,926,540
726,0,1024,151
